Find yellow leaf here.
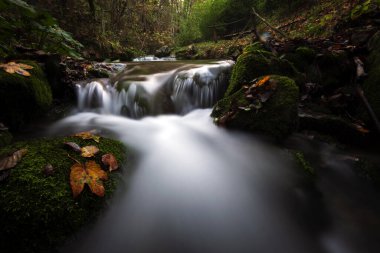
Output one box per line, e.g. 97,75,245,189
70,163,86,198
73,130,101,143
0,62,33,77
81,146,99,157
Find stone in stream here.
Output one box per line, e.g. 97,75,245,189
212,75,299,140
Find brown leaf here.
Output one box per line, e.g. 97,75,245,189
70,161,108,198
73,130,101,143
81,146,100,157
64,142,81,152
0,62,33,76
0,148,28,171
101,153,119,172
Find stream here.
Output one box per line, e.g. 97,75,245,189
50,60,380,253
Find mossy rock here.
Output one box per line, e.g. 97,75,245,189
0,60,52,129
283,46,316,73
0,136,127,253
225,44,298,96
212,75,299,139
362,31,380,122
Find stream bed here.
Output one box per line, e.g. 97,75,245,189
49,60,380,253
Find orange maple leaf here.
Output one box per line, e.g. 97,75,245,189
255,76,270,88
70,161,108,198
0,62,33,76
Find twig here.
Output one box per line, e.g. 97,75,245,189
354,57,380,133
252,7,289,39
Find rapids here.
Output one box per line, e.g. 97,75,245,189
51,60,380,253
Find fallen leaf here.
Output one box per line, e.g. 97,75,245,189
0,148,28,171
64,142,81,152
254,76,270,88
73,130,101,143
70,160,108,198
0,62,33,76
102,153,119,172
81,146,99,157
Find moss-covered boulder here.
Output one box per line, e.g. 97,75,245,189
225,43,298,97
283,46,317,73
0,61,52,129
362,31,380,121
0,136,127,253
212,75,299,139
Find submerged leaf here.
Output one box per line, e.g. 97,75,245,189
0,148,28,171
81,146,99,157
102,153,119,172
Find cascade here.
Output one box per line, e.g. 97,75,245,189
75,61,233,117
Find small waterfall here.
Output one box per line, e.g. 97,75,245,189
75,61,233,117
171,61,232,114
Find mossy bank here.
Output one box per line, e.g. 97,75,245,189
0,136,127,253
0,61,52,129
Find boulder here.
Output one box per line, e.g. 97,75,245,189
225,43,299,97
155,45,172,58
212,75,299,139
0,61,52,129
0,136,127,253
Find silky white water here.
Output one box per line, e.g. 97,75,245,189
53,61,380,253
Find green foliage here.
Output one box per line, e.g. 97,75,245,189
350,0,376,20
0,0,82,58
0,136,127,252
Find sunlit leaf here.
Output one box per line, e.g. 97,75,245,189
81,146,99,158
0,62,33,76
254,76,270,88
101,153,119,172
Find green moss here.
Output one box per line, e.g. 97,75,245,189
293,151,315,177
0,136,127,253
0,60,52,129
225,46,298,96
295,46,316,62
212,75,299,139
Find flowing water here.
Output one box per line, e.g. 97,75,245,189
52,60,380,253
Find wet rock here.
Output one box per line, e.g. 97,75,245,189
155,45,172,58
212,75,299,139
298,109,370,144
